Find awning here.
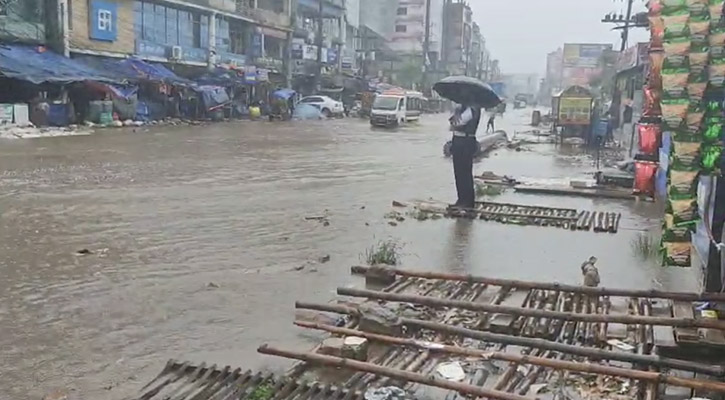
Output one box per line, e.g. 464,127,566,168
0,44,119,84
76,56,194,85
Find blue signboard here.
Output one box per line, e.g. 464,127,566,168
218,52,247,67
252,33,263,58
90,0,118,41
327,48,338,65
182,47,208,63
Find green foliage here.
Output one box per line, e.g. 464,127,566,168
248,382,275,400
363,239,403,266
631,232,660,260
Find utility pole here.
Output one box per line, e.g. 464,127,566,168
621,0,634,51
421,0,432,94
315,0,324,92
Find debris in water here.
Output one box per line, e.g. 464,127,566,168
207,282,220,289
388,221,398,227
75,249,93,256
318,255,331,263
435,361,466,382
392,201,406,208
364,386,410,400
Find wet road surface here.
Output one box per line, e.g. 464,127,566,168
0,108,698,399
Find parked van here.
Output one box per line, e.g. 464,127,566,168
370,90,425,127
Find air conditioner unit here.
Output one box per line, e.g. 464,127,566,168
171,45,182,60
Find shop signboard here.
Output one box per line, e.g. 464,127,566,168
182,47,209,64
563,43,612,68
252,33,263,58
218,52,247,67
257,68,269,81
244,65,257,84
136,40,167,58
90,0,118,42
342,56,353,69
256,57,284,71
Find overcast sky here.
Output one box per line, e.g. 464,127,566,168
470,0,649,75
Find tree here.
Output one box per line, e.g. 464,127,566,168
397,62,424,90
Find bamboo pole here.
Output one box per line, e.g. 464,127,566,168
257,345,532,400
292,302,724,376
350,266,725,302
337,287,725,331
294,321,725,392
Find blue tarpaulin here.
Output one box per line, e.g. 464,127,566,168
272,89,296,100
195,67,245,86
77,56,193,85
0,44,119,84
197,85,230,108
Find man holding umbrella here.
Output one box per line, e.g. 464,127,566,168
434,76,501,210
448,94,482,209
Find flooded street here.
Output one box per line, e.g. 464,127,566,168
0,109,697,399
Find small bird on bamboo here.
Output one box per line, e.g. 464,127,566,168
581,256,600,287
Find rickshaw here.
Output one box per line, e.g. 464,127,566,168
551,85,593,142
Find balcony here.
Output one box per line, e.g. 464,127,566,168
236,5,291,29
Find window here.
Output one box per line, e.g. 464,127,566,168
97,9,113,31
395,25,407,33
396,7,407,15
301,97,321,103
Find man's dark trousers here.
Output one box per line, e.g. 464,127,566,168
451,135,477,208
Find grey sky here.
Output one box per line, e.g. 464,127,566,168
470,0,649,75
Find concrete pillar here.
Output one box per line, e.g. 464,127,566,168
208,12,217,69
59,0,70,57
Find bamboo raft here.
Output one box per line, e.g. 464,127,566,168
133,266,725,400
410,200,622,233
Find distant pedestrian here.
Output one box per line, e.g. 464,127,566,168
486,112,495,133
581,256,600,287
448,94,482,210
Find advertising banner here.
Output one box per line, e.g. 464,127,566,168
563,43,612,68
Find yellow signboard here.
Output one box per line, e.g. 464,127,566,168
558,97,591,125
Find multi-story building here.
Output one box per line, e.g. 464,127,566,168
0,0,46,44
290,0,345,83
441,0,471,76
56,0,292,74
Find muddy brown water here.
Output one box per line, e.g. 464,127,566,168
0,109,698,399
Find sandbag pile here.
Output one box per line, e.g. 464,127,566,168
649,0,725,267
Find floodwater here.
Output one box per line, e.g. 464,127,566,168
0,108,698,399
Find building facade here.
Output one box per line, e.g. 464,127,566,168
0,0,46,43
52,0,292,75
441,0,472,76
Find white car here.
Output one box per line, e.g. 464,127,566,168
297,96,344,118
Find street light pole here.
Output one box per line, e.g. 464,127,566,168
421,0,432,94
621,0,634,51
315,0,324,91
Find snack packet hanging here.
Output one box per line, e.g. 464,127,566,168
663,214,693,241
686,111,704,133
650,0,664,15
634,161,658,195
644,86,663,117
639,124,662,154
701,144,723,171
708,58,725,85
664,13,691,39
666,197,699,225
688,51,709,76
663,0,688,14
664,39,691,69
649,51,665,87
651,17,666,49
710,0,724,23
703,120,723,142
661,100,689,128
662,71,689,98
662,241,691,267
671,140,702,169
687,81,707,101
669,169,699,196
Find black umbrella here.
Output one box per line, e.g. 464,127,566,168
433,76,501,108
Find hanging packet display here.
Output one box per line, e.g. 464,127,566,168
664,39,691,69
661,100,689,128
663,214,693,241
664,13,691,39
644,86,663,117
667,197,699,225
639,124,662,154
687,81,707,101
663,0,688,14
708,59,725,85
710,0,724,23
701,144,723,171
662,241,692,267
634,161,658,195
662,71,690,98
686,110,704,132
703,119,723,141
668,169,700,196
671,140,702,169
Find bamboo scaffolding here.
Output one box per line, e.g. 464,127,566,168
337,287,725,330
257,345,532,400
292,322,725,393
292,302,724,376
350,266,725,302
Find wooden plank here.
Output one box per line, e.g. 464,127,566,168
651,300,677,351
672,301,699,343
605,298,629,341
487,289,529,334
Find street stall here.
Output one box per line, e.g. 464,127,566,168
551,85,594,143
